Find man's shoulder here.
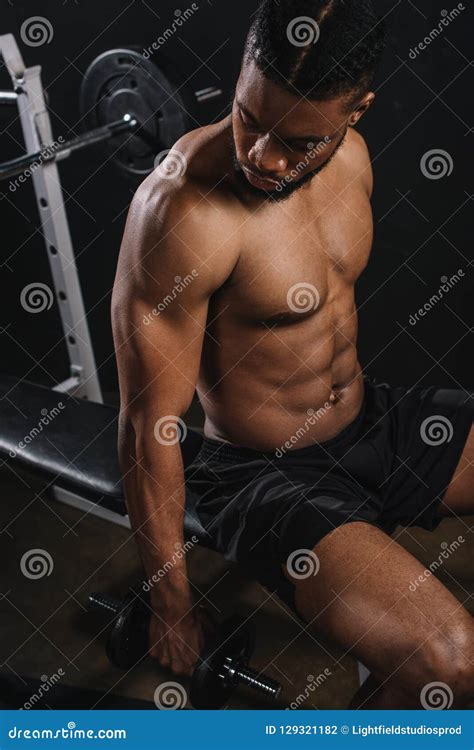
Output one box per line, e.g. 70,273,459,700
123,120,240,285
141,119,231,193
341,128,373,196
346,127,370,156
133,118,237,227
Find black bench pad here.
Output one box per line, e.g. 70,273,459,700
0,376,204,526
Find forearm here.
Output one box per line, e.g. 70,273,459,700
118,423,192,607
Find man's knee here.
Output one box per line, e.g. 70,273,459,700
396,623,474,708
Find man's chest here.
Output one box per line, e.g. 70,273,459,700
220,187,373,324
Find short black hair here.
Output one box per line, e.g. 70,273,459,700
245,0,385,107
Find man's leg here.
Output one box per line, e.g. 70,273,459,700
286,521,474,709
441,425,474,517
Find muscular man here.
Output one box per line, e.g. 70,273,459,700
112,0,474,708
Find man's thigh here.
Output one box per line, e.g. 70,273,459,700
286,521,473,705
442,424,474,516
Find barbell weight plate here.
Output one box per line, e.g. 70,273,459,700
106,591,150,670
190,616,255,710
80,48,189,176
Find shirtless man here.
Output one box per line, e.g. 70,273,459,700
112,0,474,709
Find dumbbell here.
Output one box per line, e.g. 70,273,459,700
89,590,282,709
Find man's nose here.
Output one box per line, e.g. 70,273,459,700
249,134,288,174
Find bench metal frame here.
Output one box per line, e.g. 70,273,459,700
51,485,131,529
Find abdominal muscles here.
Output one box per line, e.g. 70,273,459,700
197,295,364,451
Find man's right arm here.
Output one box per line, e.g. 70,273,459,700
111,174,237,674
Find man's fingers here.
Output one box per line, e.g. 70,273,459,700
147,609,216,676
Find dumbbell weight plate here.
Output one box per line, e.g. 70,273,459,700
106,591,150,670
80,48,189,176
190,616,255,709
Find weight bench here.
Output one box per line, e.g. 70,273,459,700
0,374,207,541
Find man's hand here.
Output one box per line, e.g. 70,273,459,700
148,601,217,676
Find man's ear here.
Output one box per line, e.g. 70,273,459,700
348,92,375,127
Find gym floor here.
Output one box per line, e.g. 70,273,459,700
1,400,473,710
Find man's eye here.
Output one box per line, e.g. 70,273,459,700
290,139,330,153
285,142,311,153
240,110,257,129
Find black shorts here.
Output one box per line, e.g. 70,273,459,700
185,378,473,612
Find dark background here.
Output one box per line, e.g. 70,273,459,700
1,0,472,399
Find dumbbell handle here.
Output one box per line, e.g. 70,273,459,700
90,592,282,703
89,592,122,615
220,657,281,701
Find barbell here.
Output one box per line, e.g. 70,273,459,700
0,46,223,181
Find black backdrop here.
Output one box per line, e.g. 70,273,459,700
1,0,472,398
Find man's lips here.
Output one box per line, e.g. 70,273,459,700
242,166,280,190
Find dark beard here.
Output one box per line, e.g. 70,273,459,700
232,129,347,203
